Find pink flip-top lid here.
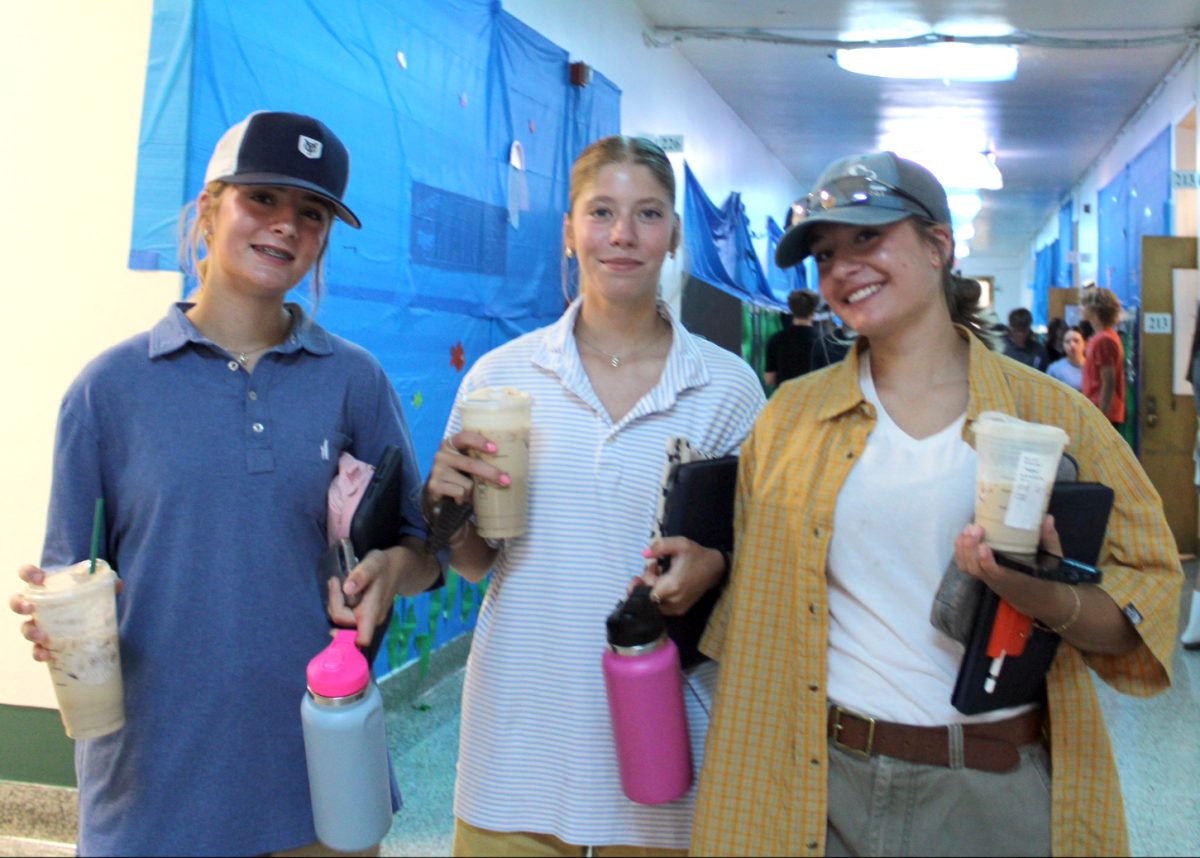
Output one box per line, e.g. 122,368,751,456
307,629,369,698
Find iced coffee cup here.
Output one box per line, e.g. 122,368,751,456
24,560,124,740
973,411,1070,555
459,387,533,539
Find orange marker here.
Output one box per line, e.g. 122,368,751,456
984,599,1033,693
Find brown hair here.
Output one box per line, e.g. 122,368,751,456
787,290,820,318
911,219,992,346
177,181,331,311
1079,285,1120,327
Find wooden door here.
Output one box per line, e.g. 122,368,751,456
1139,236,1197,555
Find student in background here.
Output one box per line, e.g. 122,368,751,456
1079,286,1126,429
1045,325,1086,391
1044,316,1069,366
424,135,764,856
692,150,1181,857
10,112,440,856
1002,307,1049,370
764,289,821,388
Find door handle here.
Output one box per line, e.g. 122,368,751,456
1145,395,1158,428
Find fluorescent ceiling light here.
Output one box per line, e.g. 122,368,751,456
947,192,983,223
955,241,971,259
887,148,1002,190
954,223,976,241
836,42,1019,82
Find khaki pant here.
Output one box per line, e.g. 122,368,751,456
452,817,688,857
825,737,1052,857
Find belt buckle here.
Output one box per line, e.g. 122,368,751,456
831,705,875,760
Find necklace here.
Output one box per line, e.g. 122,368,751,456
235,343,274,365
574,326,667,368
229,308,294,365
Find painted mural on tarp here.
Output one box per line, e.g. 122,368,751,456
130,0,620,674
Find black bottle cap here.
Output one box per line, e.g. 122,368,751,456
606,584,666,648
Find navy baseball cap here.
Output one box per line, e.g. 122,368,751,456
775,151,950,268
204,111,361,229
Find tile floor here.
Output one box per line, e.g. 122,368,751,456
380,563,1200,857
5,567,1199,857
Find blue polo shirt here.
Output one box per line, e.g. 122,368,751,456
42,303,427,856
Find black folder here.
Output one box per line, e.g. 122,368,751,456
318,445,428,666
950,481,1114,715
660,456,738,669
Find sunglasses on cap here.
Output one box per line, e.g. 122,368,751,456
791,170,937,224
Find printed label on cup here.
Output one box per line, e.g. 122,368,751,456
1003,451,1056,532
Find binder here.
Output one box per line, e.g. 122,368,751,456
659,455,738,669
950,482,1114,715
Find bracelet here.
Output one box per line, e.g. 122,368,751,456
1048,586,1083,635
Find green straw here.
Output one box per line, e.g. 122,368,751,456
88,498,104,576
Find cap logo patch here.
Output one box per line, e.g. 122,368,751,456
298,135,323,159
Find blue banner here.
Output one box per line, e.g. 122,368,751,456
131,0,621,671
682,163,784,310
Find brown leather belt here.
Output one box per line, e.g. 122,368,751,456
827,704,1045,774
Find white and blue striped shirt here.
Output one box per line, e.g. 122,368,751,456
447,297,765,848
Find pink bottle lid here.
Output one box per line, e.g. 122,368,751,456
306,630,369,698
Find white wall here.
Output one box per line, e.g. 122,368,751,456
502,0,803,311
0,0,800,711
0,0,181,708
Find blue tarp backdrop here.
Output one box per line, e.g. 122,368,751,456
130,0,620,671
1096,124,1172,310
765,216,808,304
682,163,785,311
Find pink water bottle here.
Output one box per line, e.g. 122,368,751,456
602,585,693,804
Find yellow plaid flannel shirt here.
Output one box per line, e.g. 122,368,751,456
693,329,1181,857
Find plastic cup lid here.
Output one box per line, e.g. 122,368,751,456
973,411,1069,447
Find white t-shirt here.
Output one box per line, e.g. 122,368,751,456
447,298,765,848
826,355,1032,725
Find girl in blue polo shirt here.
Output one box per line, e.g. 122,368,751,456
10,112,440,856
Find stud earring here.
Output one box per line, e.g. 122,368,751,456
565,247,574,259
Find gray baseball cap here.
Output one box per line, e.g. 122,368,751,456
775,151,950,268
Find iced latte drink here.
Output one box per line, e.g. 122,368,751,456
25,560,124,740
460,387,533,539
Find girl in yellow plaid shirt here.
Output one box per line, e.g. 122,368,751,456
693,152,1181,857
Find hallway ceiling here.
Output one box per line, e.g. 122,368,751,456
633,0,1200,261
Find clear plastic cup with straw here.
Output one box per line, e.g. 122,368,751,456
24,500,125,739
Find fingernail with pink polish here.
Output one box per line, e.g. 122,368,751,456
499,474,511,486
486,442,498,453
641,548,653,558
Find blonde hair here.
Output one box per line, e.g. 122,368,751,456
562,136,678,302
177,181,331,311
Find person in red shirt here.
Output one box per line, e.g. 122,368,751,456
1079,285,1126,427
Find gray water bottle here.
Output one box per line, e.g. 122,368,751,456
300,629,393,851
